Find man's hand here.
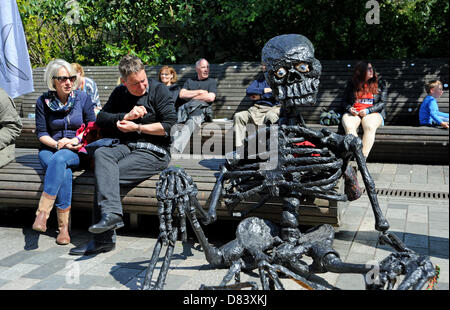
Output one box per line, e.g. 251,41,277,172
117,120,139,133
441,121,449,129
124,106,147,121
192,89,209,100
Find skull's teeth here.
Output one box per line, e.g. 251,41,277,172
277,85,286,100
304,79,312,93
286,84,294,97
299,82,307,95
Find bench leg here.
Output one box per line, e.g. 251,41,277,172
129,213,139,230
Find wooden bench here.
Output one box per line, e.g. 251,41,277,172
0,148,343,228
13,59,449,164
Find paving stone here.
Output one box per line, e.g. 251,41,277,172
429,211,449,223
61,274,106,289
348,241,377,256
22,247,69,265
354,230,379,242
377,174,395,183
407,246,429,256
429,228,449,239
103,248,150,268
436,282,449,290
387,203,409,210
0,263,40,281
0,250,37,267
108,267,143,287
83,263,121,276
335,273,366,290
429,221,449,230
411,166,428,184
0,277,41,290
0,278,9,288
396,164,413,175
429,239,449,258
405,222,428,235
385,218,406,231
386,208,407,220
23,257,70,279
335,230,357,242
28,274,67,290
374,247,395,261
403,234,429,248
96,268,143,289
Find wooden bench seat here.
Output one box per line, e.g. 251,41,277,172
13,59,449,164
0,148,343,228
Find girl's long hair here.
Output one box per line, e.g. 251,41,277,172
352,61,379,97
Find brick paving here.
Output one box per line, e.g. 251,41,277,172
0,163,448,291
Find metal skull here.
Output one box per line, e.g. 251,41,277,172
262,34,321,108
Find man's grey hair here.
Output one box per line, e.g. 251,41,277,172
195,58,208,68
44,59,79,91
119,55,145,80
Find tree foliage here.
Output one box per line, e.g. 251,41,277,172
17,0,448,67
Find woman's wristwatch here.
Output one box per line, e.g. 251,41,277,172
137,124,142,134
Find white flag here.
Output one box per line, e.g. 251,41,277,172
0,0,34,98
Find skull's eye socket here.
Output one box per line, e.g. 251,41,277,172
295,63,310,73
275,67,287,78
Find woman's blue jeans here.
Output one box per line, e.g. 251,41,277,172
38,149,80,210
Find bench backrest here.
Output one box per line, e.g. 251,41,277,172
14,59,448,126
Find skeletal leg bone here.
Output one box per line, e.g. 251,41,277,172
141,227,179,290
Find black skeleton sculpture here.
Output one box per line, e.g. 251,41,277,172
142,34,436,290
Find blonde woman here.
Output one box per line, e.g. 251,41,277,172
32,59,96,245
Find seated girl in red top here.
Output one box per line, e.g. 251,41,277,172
341,61,387,159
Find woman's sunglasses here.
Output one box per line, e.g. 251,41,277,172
53,76,77,82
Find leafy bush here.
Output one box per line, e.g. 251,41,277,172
17,0,448,67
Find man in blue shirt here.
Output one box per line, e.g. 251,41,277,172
233,64,280,147
419,80,448,129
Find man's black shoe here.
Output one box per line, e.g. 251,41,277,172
88,213,124,234
69,240,115,256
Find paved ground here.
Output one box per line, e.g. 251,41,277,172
0,162,448,291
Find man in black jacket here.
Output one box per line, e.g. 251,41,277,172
70,55,177,255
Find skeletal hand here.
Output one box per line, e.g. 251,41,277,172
367,252,436,290
156,167,198,245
